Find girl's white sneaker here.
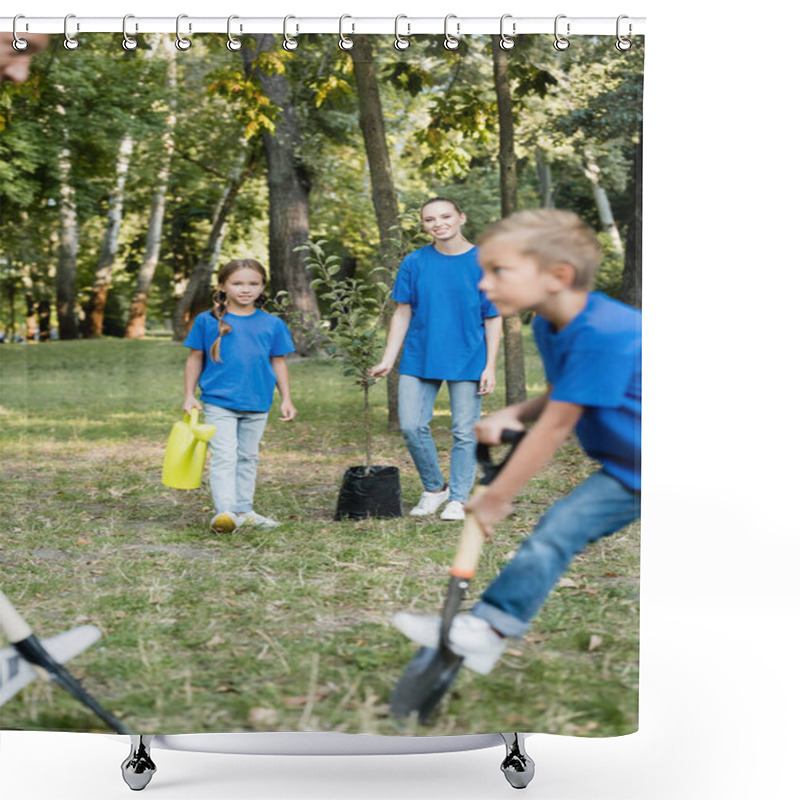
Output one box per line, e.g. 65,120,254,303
239,510,280,529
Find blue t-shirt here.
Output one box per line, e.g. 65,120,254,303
533,292,641,492
391,245,499,381
183,310,295,413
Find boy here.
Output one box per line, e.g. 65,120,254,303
393,209,641,675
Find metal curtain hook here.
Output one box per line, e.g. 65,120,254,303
499,14,516,50
175,14,192,50
338,15,354,50
553,14,570,51
283,15,299,51
443,14,460,51
12,14,29,51
63,13,79,50
615,14,632,51
394,15,410,51
226,15,242,51
122,14,138,51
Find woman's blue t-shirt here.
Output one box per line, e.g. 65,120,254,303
533,292,641,492
391,244,499,381
183,310,295,412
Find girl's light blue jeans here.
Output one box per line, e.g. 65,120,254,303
203,403,269,514
398,374,483,503
472,469,641,637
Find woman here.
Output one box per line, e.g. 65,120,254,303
370,198,502,520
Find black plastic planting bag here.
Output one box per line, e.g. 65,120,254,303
334,466,403,520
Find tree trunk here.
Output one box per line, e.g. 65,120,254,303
54,97,79,341
37,299,52,342
349,36,404,431
125,40,177,339
535,148,553,208
85,132,134,337
244,35,320,354
584,149,624,255
492,37,527,405
619,134,643,309
172,143,258,340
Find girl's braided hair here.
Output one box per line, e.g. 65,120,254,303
209,259,268,363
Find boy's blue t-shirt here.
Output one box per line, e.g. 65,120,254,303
391,244,499,381
533,292,641,492
183,310,295,413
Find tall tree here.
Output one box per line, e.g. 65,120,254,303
349,36,404,429
243,36,320,353
125,38,178,339
492,36,527,405
54,90,79,341
84,132,134,337
171,142,260,339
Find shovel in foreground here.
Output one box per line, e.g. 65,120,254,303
390,429,525,722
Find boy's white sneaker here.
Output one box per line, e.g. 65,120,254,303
210,511,241,534
440,500,465,521
239,510,280,529
392,612,507,675
409,486,449,517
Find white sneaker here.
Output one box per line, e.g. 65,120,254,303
210,511,241,534
238,510,280,529
392,612,507,675
409,486,449,516
440,500,465,521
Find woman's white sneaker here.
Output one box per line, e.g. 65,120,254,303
440,500,465,521
409,486,449,516
392,611,507,675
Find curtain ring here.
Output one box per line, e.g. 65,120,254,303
394,15,410,51
338,15,354,50
122,14,138,51
63,13,79,50
283,15,299,51
175,14,192,51
615,15,632,51
443,14,460,51
499,14,516,50
553,14,570,51
11,15,29,51
226,15,242,51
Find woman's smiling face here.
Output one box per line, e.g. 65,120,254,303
421,200,466,243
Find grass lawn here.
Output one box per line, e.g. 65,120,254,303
0,336,639,737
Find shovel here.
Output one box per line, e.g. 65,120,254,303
390,429,525,722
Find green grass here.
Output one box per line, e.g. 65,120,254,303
0,337,639,737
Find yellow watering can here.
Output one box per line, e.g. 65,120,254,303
161,408,216,490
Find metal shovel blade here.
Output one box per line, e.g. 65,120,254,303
389,644,464,722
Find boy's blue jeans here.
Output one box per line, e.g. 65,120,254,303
203,403,268,514
472,469,641,637
398,374,483,503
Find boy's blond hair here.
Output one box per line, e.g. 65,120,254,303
478,209,601,290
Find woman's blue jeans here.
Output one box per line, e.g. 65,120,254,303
398,374,483,503
203,404,269,514
472,470,641,637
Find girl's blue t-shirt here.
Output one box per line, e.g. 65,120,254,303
183,310,295,412
391,244,499,381
533,292,641,492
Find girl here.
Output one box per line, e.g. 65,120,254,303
370,198,503,521
183,259,297,533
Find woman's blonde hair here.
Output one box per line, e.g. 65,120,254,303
209,259,268,363
478,210,601,290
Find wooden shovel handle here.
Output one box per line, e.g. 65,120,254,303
450,486,488,579
0,589,34,643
